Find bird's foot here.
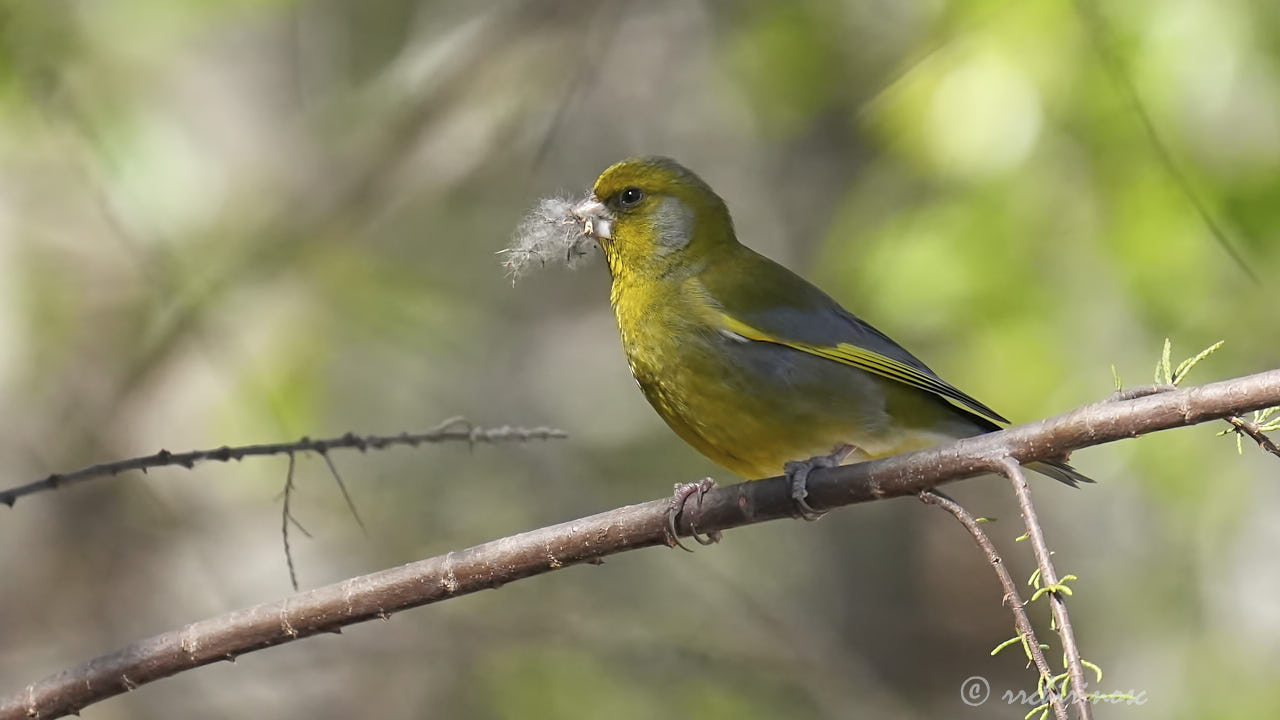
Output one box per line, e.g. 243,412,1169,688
665,477,721,552
784,445,856,521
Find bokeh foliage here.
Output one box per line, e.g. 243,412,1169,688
1,0,1277,718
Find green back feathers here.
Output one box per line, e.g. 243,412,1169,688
700,248,1009,425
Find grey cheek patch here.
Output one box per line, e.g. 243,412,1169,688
652,197,695,254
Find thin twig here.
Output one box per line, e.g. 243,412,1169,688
279,451,366,589
920,490,1068,720
0,418,568,508
990,457,1092,720
317,451,367,536
528,0,622,171
1072,0,1258,283
1225,415,1280,459
3,369,1279,719
281,453,301,591
855,0,1016,121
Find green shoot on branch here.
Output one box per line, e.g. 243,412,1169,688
1155,338,1224,386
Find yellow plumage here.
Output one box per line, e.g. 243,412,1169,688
572,156,1090,487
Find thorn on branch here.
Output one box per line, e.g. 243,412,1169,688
0,420,568,508
287,514,313,540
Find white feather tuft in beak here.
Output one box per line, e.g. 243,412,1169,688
571,197,613,240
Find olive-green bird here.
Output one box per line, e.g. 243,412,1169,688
569,157,1090,535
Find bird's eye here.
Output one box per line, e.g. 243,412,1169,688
618,187,644,208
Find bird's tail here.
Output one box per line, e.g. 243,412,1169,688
1029,460,1095,488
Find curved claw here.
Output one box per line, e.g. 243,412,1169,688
791,492,824,521
692,526,722,546
665,478,720,550
784,461,825,521
665,497,692,552
784,445,856,521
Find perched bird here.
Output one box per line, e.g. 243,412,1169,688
569,157,1090,543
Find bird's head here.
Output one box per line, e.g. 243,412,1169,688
571,157,737,283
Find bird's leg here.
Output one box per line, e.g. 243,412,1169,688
665,477,721,552
784,444,856,520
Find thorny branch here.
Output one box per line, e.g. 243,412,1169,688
280,453,311,591
2,369,1279,719
281,450,364,591
0,417,567,509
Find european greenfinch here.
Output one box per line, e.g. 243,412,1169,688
567,157,1090,536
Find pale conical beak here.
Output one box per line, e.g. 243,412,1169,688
571,197,613,240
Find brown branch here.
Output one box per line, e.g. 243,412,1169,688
919,490,1068,720
993,458,1091,719
3,368,1279,719
0,418,567,509
1225,414,1280,459
1107,383,1177,402
1108,382,1279,459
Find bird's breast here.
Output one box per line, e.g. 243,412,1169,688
612,291,903,478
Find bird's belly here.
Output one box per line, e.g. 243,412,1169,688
629,335,940,479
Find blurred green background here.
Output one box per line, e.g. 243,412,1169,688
1,0,1277,718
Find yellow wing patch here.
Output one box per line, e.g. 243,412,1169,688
715,312,1008,424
